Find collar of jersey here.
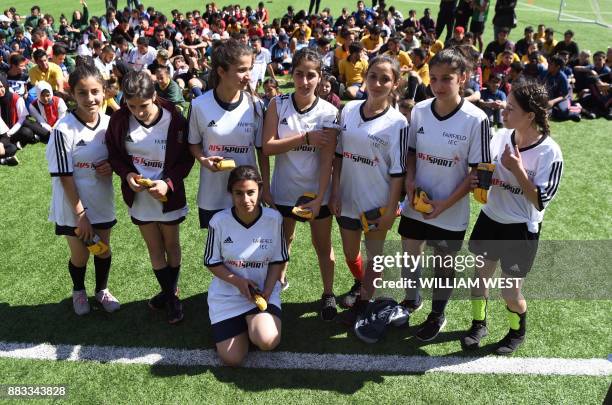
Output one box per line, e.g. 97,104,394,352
134,105,163,129
291,93,319,115
71,111,101,131
231,206,263,229
359,102,390,122
214,89,244,111
430,97,464,121
510,130,548,152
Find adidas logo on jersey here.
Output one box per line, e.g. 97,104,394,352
125,134,134,142
280,118,288,125
76,139,87,147
208,120,217,127
417,126,425,134
224,236,233,244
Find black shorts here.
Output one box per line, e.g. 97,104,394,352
199,208,223,229
398,215,466,252
469,21,485,34
131,216,186,226
55,220,117,236
211,304,282,344
468,211,541,277
336,216,363,231
276,204,332,222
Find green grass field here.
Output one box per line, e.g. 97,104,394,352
1,0,612,403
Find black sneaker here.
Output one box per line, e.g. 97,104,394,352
415,312,447,342
341,279,362,308
399,296,423,313
320,294,338,321
166,295,184,324
0,156,19,166
495,329,525,355
461,320,488,349
336,299,367,326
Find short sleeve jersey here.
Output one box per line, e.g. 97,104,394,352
402,98,491,231
188,90,263,211
271,94,339,206
336,100,409,219
483,129,563,233
125,109,188,222
204,207,289,324
46,113,115,226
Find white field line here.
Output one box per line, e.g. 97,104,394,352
1,341,611,376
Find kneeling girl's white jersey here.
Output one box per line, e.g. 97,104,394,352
125,109,188,222
271,94,339,206
483,128,563,233
205,207,289,324
402,98,491,231
46,113,115,226
336,100,409,219
188,90,264,211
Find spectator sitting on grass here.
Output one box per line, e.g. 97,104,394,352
478,73,507,128
154,65,184,105
339,41,368,100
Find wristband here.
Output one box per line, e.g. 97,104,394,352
75,207,87,216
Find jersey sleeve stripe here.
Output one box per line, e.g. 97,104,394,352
54,129,70,174
542,161,563,202
400,126,408,173
481,119,491,163
280,226,289,262
204,227,215,266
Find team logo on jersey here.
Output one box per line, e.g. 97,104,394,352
208,120,217,127
442,131,468,145
76,139,87,147
226,259,267,269
125,134,134,142
491,178,522,195
132,156,164,168
280,118,288,125
293,144,316,152
209,144,250,154
417,126,424,135
224,236,233,244
343,151,379,166
416,152,459,168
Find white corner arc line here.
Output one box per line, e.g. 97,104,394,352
1,341,611,376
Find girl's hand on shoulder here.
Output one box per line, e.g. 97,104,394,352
126,172,145,192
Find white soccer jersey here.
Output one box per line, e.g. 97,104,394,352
250,47,272,89
125,109,188,222
188,90,263,211
483,129,563,233
336,100,409,219
127,46,157,71
402,98,491,231
204,207,289,324
46,113,115,226
271,94,339,206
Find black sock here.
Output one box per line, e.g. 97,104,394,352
168,265,180,292
68,261,86,291
94,255,111,293
153,266,174,298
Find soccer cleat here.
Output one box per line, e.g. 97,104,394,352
95,289,121,313
320,294,338,321
166,295,184,324
0,156,19,166
341,279,362,308
415,312,447,342
72,289,90,316
495,329,525,355
399,296,423,314
461,320,489,349
15,141,23,150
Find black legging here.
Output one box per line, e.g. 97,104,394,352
436,1,457,43
9,119,50,147
0,134,17,158
308,0,321,15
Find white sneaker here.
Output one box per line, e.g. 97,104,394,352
95,289,120,313
72,290,90,315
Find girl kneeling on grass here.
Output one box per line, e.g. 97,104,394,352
205,166,288,366
45,63,119,315
462,81,563,355
105,70,194,325
330,55,409,325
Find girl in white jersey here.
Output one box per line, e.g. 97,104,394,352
205,166,288,366
106,71,194,325
462,82,563,355
400,46,491,342
330,55,409,325
189,39,271,229
262,48,339,321
46,63,119,316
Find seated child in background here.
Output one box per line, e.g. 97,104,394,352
318,74,341,109
478,73,507,128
